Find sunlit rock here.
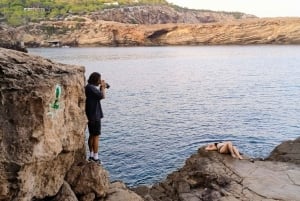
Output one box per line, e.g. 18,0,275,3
0,47,85,200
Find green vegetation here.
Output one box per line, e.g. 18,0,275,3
169,4,247,20
0,0,168,26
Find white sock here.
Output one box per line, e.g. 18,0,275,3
90,152,94,158
94,153,99,160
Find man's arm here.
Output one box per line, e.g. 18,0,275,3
100,80,106,99
88,85,104,100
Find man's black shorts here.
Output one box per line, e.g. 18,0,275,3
88,120,101,136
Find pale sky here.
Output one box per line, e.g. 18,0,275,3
167,0,300,17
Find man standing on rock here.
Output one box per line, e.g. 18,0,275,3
85,72,107,163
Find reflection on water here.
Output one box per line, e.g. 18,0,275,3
29,46,300,186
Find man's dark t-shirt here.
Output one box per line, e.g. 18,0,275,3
85,84,104,121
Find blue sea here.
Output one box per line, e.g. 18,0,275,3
29,46,300,187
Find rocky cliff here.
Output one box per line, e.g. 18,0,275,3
0,47,143,201
10,17,300,47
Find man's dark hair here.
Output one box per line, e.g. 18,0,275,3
88,72,101,85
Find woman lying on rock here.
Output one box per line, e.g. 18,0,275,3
205,141,243,159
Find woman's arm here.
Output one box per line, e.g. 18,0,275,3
205,144,218,151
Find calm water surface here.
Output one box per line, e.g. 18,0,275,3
29,46,300,187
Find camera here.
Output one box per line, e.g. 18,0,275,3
100,79,110,89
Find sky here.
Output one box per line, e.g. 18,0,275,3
166,0,300,18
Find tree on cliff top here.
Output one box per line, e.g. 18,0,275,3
0,0,168,26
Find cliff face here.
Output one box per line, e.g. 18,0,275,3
0,48,142,201
0,47,86,200
13,17,300,47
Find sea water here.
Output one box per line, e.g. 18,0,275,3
29,46,300,186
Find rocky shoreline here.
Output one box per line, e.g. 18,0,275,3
133,137,300,201
0,47,299,201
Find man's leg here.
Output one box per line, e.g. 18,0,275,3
88,121,95,159
88,135,93,153
93,135,99,160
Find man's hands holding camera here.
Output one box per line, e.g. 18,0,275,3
100,80,110,89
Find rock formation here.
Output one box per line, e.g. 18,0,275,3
0,25,27,52
133,137,300,201
11,17,300,47
267,137,300,164
0,47,142,201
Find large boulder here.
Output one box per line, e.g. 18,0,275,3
266,137,300,164
65,161,110,198
51,181,78,201
0,47,86,201
106,181,144,201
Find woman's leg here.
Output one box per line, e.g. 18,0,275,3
232,146,243,159
219,143,230,154
226,142,237,158
219,142,236,158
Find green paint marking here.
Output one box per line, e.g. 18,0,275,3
51,84,62,110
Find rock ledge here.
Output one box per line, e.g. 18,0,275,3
134,137,300,201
